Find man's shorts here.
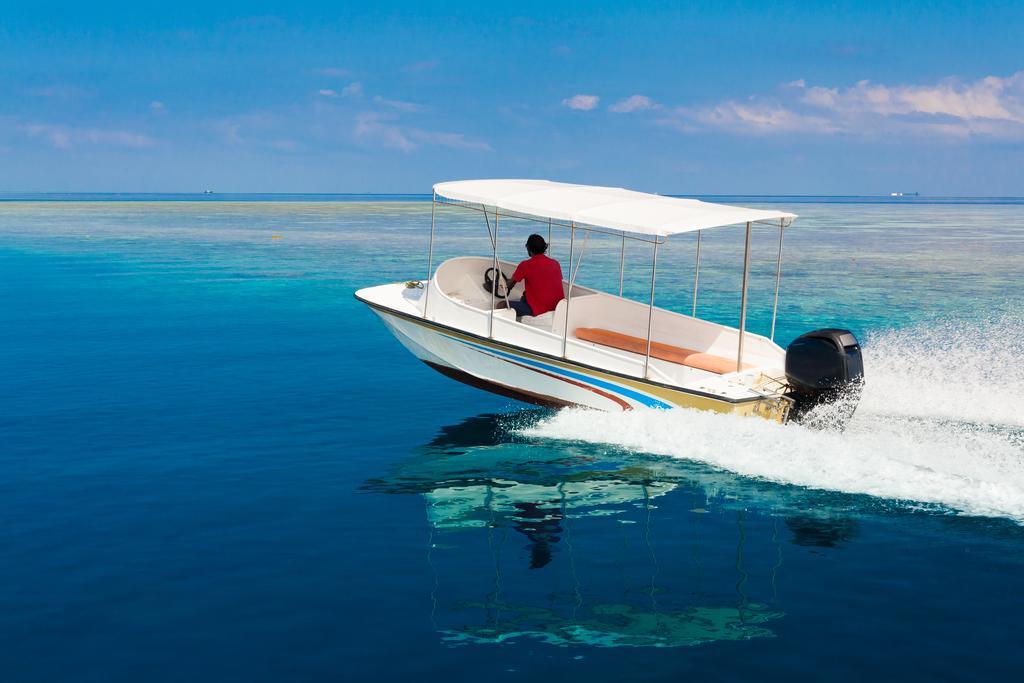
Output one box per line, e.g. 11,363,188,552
509,296,534,317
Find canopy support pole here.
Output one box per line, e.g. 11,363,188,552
488,208,499,339
547,218,552,256
618,233,625,297
482,207,494,250
643,240,659,380
770,219,785,342
692,230,702,317
561,223,576,358
423,192,436,318
737,222,752,372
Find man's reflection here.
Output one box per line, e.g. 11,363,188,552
512,501,563,569
785,515,859,547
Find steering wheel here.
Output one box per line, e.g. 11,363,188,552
482,267,512,298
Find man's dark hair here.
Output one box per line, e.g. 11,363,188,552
526,234,548,255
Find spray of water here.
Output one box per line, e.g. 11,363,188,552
520,314,1024,522
860,313,1024,427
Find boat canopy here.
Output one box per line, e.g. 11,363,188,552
433,179,796,238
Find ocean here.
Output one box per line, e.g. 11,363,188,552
1,197,1022,681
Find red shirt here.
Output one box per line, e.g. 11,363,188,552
512,254,565,316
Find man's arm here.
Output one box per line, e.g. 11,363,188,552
508,260,528,291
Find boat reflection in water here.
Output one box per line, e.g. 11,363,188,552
364,412,862,649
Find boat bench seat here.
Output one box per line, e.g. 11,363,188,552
574,327,751,375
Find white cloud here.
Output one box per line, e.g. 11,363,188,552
663,71,1024,139
372,95,426,112
321,86,423,113
800,74,1024,124
212,112,279,146
341,82,364,98
222,123,243,145
354,113,414,151
20,123,156,149
408,130,490,151
664,100,840,135
353,113,489,152
562,94,600,111
609,95,658,113
149,100,166,111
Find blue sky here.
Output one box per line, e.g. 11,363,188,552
2,1,1023,193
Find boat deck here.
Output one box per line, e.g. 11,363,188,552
574,328,753,375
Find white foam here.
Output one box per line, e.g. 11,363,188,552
520,314,1024,522
860,312,1024,428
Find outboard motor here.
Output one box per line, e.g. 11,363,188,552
785,329,864,428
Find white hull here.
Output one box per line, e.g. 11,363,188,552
359,290,792,422
374,306,645,410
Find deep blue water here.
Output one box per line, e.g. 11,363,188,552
1,200,1022,681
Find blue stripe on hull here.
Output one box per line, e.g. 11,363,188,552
447,335,673,409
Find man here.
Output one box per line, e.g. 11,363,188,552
500,234,565,318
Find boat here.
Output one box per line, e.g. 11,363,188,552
355,179,863,426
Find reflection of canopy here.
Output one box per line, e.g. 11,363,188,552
433,179,797,238
424,479,676,531
441,602,783,648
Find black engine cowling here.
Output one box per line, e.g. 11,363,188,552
785,328,864,427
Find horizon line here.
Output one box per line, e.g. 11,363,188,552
3,192,1024,200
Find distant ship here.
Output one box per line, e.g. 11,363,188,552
889,192,920,197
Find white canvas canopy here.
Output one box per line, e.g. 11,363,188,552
433,179,796,238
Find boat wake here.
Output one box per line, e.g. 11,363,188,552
519,313,1024,522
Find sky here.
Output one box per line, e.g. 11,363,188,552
2,1,1023,194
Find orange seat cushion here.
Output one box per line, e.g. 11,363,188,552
575,327,750,375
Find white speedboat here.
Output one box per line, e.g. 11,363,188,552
356,180,863,425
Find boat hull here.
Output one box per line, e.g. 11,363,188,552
363,300,791,422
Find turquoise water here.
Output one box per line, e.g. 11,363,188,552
1,199,1022,680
